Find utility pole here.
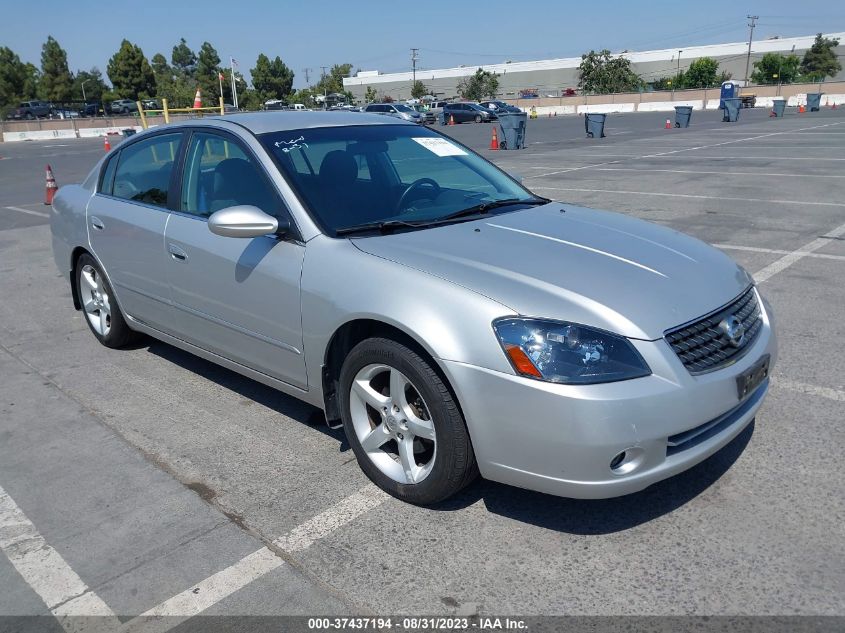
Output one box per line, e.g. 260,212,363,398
672,50,682,100
320,66,329,109
303,68,312,86
411,48,419,84
744,15,759,87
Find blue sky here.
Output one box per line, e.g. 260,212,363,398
2,2,843,88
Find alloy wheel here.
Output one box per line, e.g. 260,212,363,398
79,264,112,336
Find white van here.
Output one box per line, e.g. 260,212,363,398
292,103,306,111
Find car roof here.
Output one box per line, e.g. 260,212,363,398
201,111,413,134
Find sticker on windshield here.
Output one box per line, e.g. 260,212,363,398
412,137,467,157
275,136,308,153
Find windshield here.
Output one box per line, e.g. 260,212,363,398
260,124,537,235
393,104,413,113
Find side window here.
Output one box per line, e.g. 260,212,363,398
99,154,118,195
180,132,281,218
112,133,182,208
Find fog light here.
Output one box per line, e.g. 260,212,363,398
609,451,626,470
609,447,645,476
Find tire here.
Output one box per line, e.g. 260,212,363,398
25,113,34,120
75,253,139,348
121,107,129,114
474,114,482,123
339,337,478,505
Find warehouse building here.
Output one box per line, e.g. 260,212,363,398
343,32,845,103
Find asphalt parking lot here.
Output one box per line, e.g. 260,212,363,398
1,107,844,629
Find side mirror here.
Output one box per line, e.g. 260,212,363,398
208,206,282,238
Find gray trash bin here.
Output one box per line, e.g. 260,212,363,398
674,106,693,128
807,93,822,112
771,99,786,117
438,112,446,126
498,112,527,149
584,112,607,138
722,98,741,122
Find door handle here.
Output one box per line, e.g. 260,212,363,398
168,243,188,262
90,216,104,230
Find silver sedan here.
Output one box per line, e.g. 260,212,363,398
51,112,777,504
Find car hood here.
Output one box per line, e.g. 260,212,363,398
351,203,753,340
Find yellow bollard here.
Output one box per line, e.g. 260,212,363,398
136,101,148,129
162,98,170,124
219,96,225,115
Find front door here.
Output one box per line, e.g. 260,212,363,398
164,130,307,389
87,132,183,330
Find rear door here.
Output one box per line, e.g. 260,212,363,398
87,131,184,330
164,130,307,389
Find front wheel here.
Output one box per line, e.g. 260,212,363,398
75,253,139,348
474,114,482,123
339,337,478,505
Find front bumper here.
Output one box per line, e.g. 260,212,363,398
442,293,777,499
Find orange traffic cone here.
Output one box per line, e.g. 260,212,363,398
490,126,499,150
448,114,455,126
44,164,57,205
193,88,202,109
103,136,111,152
798,103,805,114
665,118,672,129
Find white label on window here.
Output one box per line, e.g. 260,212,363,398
412,137,467,157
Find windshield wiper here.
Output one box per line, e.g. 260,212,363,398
335,219,424,236
437,197,549,222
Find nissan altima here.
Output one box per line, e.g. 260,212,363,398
50,112,777,504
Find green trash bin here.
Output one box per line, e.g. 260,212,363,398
674,106,693,128
806,93,822,112
584,113,606,138
498,112,527,149
722,98,741,122
771,99,786,118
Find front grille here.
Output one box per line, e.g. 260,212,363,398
665,286,762,374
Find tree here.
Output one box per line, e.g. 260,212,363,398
72,68,108,102
410,80,428,99
801,34,842,82
456,68,499,100
251,54,295,103
0,47,40,108
195,42,221,104
750,53,801,85
364,86,377,103
314,63,354,97
683,57,721,88
39,36,73,102
578,50,642,94
171,38,196,76
107,39,156,99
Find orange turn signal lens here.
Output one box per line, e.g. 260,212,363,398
504,344,543,378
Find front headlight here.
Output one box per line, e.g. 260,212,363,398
493,318,651,385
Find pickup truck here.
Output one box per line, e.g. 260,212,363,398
10,101,52,119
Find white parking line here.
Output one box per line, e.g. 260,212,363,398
714,244,845,262
532,186,845,208
775,378,845,402
595,167,845,179
641,121,843,158
121,485,387,631
0,484,118,631
5,205,50,218
753,220,845,282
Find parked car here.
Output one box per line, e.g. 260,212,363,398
141,99,161,110
52,107,80,119
479,100,521,114
265,100,289,111
50,112,777,505
80,103,104,117
10,101,52,119
111,99,138,114
428,100,450,119
363,103,423,124
411,105,436,124
441,102,497,124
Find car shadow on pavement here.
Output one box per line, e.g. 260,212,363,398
433,421,754,534
145,340,350,451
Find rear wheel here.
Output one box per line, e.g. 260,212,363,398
75,253,139,348
474,114,482,123
339,337,477,505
